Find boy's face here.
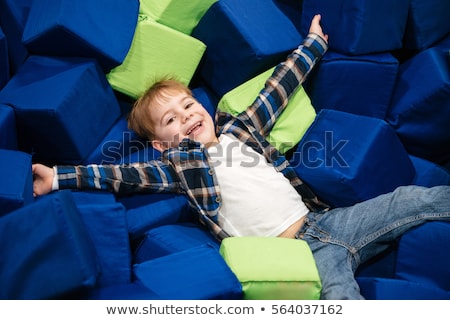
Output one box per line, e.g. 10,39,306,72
150,92,217,152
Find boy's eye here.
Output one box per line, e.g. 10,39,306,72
166,116,175,124
185,102,194,109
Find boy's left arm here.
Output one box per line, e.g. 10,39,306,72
245,28,328,138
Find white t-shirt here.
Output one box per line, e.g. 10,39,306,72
207,134,309,237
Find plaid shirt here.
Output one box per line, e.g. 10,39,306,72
56,33,329,240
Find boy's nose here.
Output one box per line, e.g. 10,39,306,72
182,112,193,123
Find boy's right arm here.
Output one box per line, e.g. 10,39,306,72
243,14,328,138
32,161,181,197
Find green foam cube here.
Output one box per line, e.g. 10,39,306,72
219,237,322,300
107,15,206,99
139,0,217,35
218,67,316,154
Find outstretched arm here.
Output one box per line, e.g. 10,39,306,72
32,161,182,197
245,14,328,137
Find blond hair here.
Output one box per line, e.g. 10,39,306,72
128,78,192,140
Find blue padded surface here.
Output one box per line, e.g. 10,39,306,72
387,47,450,164
134,222,220,263
192,86,219,120
124,194,192,240
272,0,303,34
0,104,18,150
0,149,33,217
290,109,415,208
85,281,161,300
355,246,397,280
403,0,450,51
396,221,450,292
409,155,450,187
0,26,9,89
134,245,242,299
0,0,30,75
0,55,121,164
435,34,450,53
83,116,147,165
357,277,450,300
192,0,302,97
304,51,398,119
0,191,99,299
301,0,409,55
22,0,139,72
72,191,132,288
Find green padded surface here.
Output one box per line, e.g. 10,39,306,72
219,237,321,300
139,0,217,35
107,15,206,99
217,68,316,154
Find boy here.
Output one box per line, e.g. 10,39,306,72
32,15,450,299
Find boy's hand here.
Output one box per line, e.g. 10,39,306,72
309,14,328,43
32,164,54,197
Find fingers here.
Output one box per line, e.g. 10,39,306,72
312,14,322,24
310,14,328,43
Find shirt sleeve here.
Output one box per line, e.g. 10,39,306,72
244,33,328,138
55,160,182,196
52,166,59,191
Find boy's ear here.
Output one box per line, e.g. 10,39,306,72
151,140,167,152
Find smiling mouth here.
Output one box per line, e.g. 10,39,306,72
186,122,202,135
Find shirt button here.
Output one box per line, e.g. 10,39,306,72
215,196,221,203
208,169,214,175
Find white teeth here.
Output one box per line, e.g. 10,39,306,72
186,122,201,135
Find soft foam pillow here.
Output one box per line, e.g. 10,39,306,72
22,0,139,72
0,191,99,299
291,109,415,208
0,26,9,89
219,237,321,300
107,15,206,99
134,245,243,299
218,67,316,154
403,0,450,51
139,0,217,35
192,0,302,97
0,104,18,150
301,0,409,55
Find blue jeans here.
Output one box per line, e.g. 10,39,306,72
295,185,450,300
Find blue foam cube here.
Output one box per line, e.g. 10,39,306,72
22,0,139,72
125,194,191,240
396,221,450,292
0,191,99,299
301,0,409,55
403,0,450,51
0,104,18,150
133,245,242,299
82,116,147,165
291,109,415,207
409,156,450,187
304,51,398,119
387,48,450,164
0,55,121,164
0,149,33,216
0,25,9,89
134,222,219,263
192,0,302,97
72,191,132,288
0,0,31,74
